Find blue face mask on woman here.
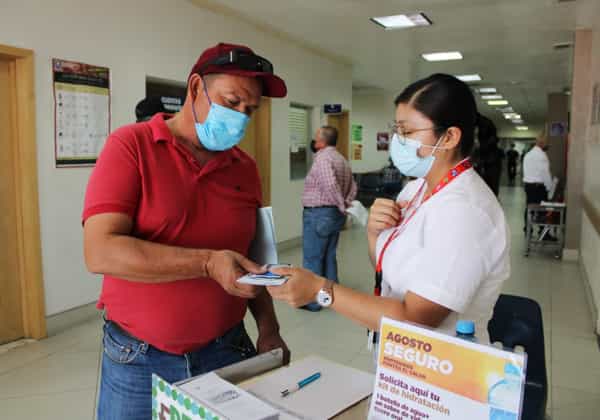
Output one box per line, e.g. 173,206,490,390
389,133,447,178
192,82,250,151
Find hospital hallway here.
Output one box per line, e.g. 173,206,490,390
0,185,598,419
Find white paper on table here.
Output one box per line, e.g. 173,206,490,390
179,372,279,420
241,356,374,420
248,207,278,265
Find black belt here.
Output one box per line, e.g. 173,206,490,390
524,182,545,187
304,205,338,209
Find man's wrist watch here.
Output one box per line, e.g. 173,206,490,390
316,279,335,307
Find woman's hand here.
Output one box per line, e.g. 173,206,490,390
367,199,409,266
266,266,324,308
367,199,407,238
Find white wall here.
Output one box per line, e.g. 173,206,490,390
581,212,600,332
0,0,352,315
350,91,396,173
575,0,600,332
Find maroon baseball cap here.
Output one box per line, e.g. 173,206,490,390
189,42,287,98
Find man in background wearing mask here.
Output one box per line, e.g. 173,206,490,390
83,43,289,420
523,134,555,230
301,126,356,311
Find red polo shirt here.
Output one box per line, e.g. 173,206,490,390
83,113,261,355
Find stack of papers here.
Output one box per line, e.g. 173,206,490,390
179,372,279,420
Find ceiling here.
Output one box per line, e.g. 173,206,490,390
192,0,577,135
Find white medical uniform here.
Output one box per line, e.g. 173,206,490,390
375,168,510,343
523,145,553,192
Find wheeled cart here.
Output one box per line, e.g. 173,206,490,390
525,203,566,259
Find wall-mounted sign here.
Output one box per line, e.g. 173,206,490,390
324,104,342,114
377,132,390,151
549,121,567,137
53,58,110,167
351,124,363,143
352,143,363,160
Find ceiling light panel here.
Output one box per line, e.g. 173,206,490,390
371,13,432,30
488,100,509,106
481,94,503,100
422,51,463,61
455,74,482,82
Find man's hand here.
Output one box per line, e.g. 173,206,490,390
206,250,264,298
256,330,291,365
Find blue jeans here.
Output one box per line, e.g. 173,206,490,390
97,320,256,420
302,207,346,309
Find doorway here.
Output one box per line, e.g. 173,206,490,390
239,98,272,205
0,44,46,344
326,111,350,159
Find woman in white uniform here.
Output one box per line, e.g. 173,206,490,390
268,74,510,342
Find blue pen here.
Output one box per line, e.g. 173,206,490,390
280,372,321,398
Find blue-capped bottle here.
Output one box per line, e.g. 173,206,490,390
455,320,477,343
488,363,522,420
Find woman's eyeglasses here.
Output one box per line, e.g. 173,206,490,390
387,122,445,143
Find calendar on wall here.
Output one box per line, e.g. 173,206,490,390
52,58,110,167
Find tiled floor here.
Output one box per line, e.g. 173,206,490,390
1,186,599,419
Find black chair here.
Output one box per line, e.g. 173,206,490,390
488,294,548,420
355,172,384,207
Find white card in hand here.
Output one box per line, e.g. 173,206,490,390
237,275,288,286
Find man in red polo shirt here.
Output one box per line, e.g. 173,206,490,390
83,43,290,420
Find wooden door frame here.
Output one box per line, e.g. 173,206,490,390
327,110,350,160
256,98,271,205
0,44,46,339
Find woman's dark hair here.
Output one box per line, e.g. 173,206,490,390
476,113,499,154
394,73,478,157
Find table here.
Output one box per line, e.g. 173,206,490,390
237,355,372,419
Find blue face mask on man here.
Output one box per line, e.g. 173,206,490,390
191,80,250,151
389,133,448,178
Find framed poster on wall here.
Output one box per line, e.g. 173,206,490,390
53,58,110,167
377,132,390,151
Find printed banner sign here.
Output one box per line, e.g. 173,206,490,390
368,318,527,420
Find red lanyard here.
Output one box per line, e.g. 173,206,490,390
373,159,472,295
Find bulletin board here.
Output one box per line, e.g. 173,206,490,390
53,58,110,167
